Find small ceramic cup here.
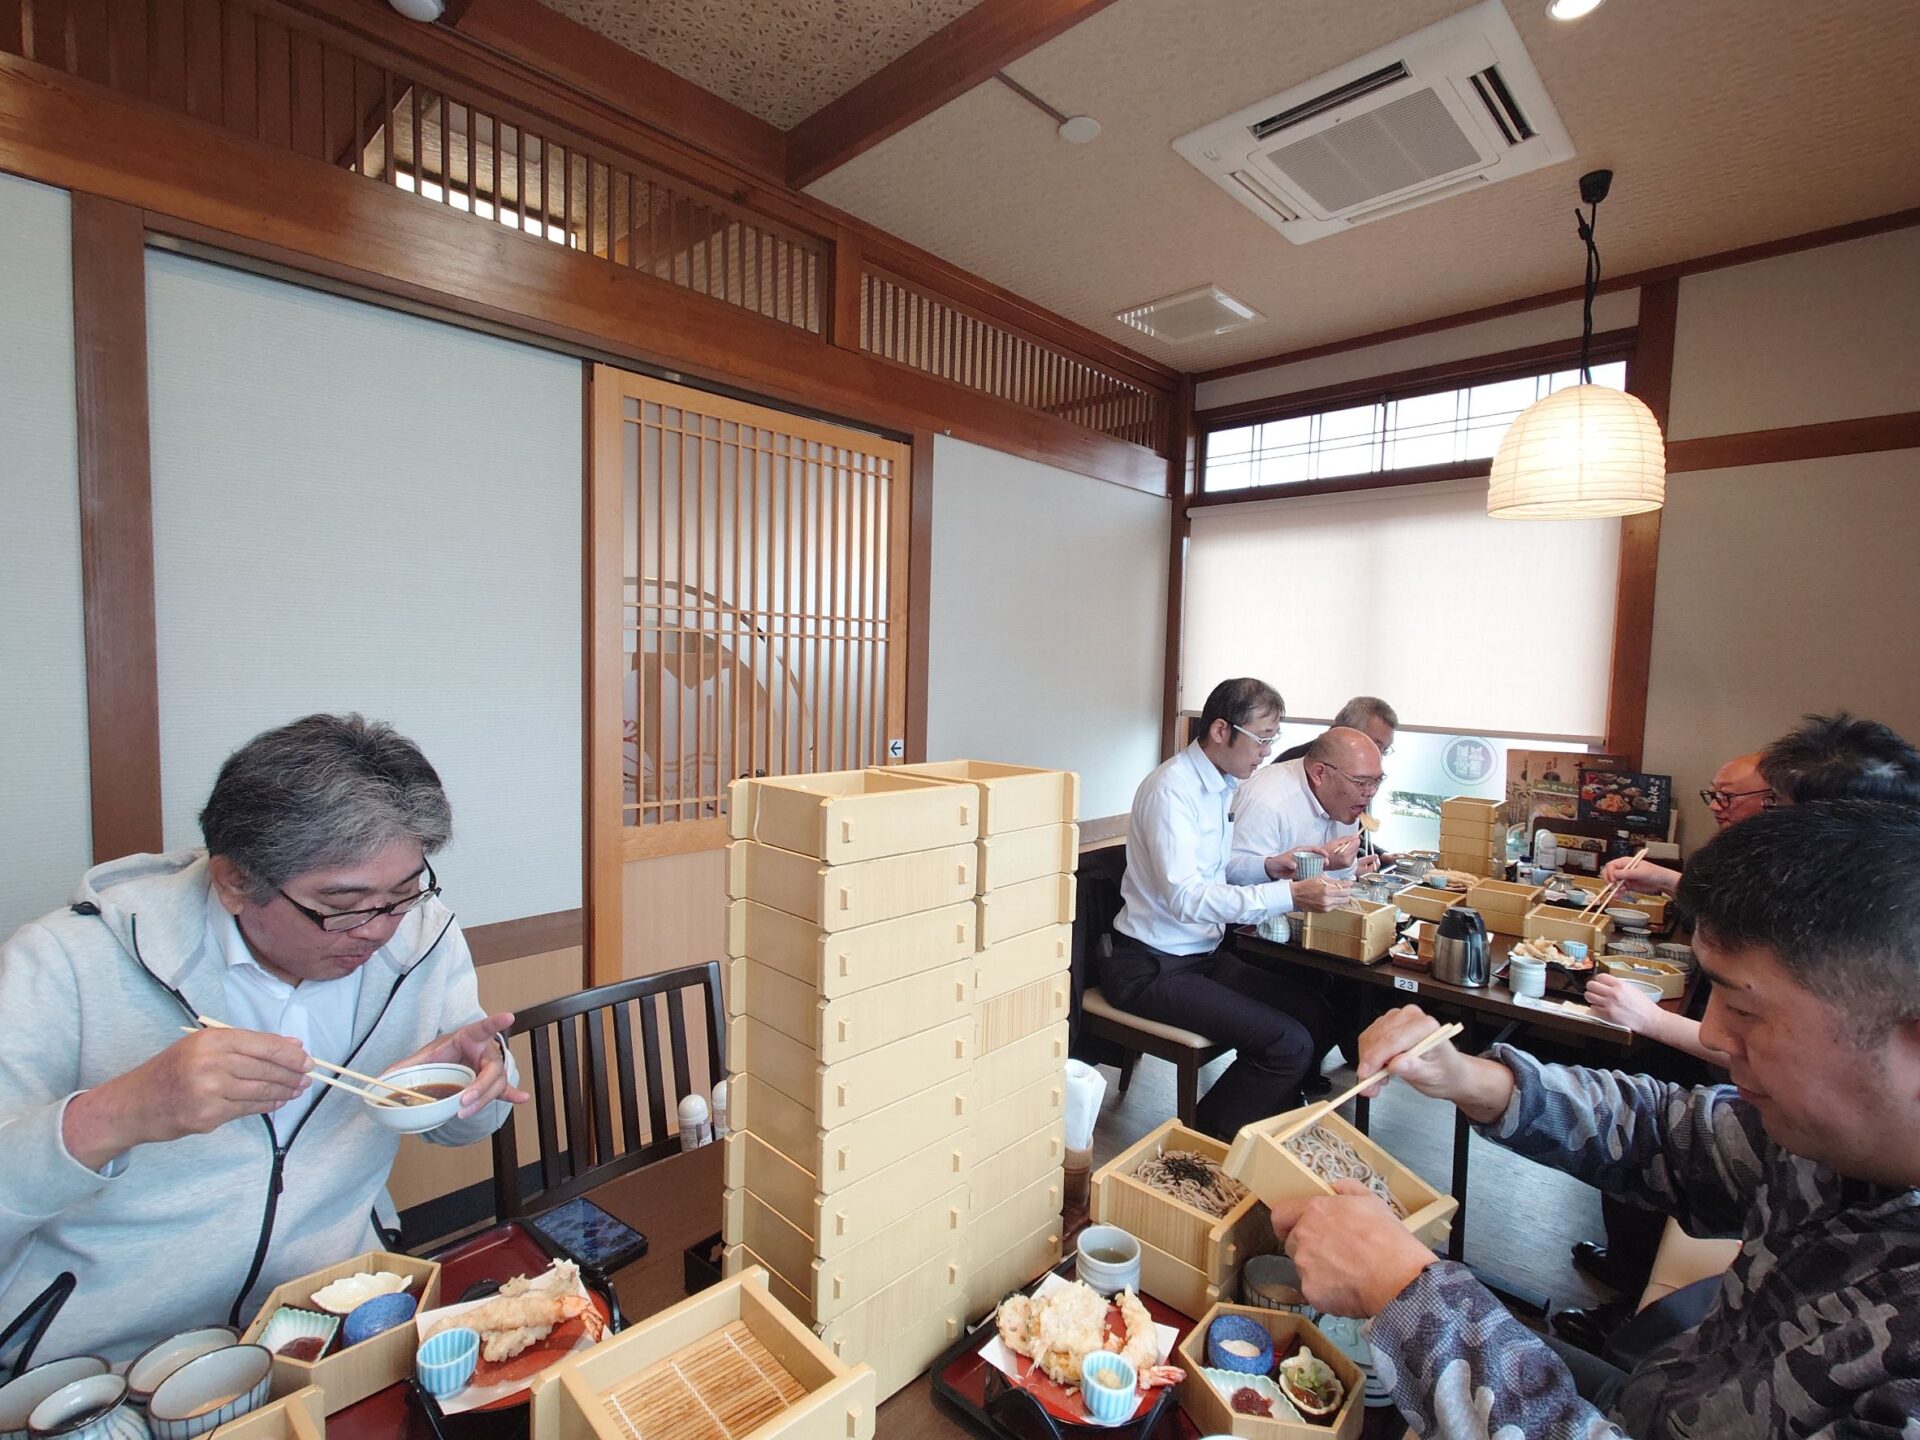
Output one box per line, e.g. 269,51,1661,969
343,1293,417,1348
1077,1353,1137,1425
416,1329,480,1400
1508,955,1547,999
1560,941,1589,961
125,1330,238,1410
1291,850,1326,880
26,1375,145,1440
1205,1313,1276,1374
146,1345,272,1440
0,1358,111,1440
1074,1225,1142,1298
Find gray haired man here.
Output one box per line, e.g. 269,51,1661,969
0,715,526,1365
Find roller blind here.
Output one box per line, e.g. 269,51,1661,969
1181,477,1620,740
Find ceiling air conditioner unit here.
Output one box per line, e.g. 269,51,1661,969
1173,0,1573,244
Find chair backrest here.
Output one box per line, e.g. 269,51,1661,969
491,960,726,1221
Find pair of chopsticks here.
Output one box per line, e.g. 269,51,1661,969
181,1015,435,1107
1574,845,1651,918
1274,1021,1466,1144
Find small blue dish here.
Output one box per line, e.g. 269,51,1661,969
1206,1314,1275,1375
1077,1352,1137,1426
416,1329,479,1399
343,1293,417,1348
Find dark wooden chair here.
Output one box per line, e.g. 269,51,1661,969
1077,933,1229,1129
491,960,726,1221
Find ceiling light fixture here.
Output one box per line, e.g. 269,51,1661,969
1487,168,1665,520
1545,0,1606,19
387,0,445,20
995,73,1100,146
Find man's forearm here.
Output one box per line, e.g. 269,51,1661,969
61,1082,143,1171
1439,1052,1518,1126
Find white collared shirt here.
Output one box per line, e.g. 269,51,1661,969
1113,741,1296,956
1230,757,1360,882
208,886,366,1138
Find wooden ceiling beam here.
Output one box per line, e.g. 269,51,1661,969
785,0,1125,190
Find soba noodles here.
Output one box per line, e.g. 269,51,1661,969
1283,1126,1407,1217
1135,1149,1249,1217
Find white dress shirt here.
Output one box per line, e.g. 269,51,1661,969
1113,742,1296,956
1230,757,1359,883
209,886,365,1138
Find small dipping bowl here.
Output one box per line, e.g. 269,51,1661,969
26,1374,141,1440
1620,977,1664,1001
1508,955,1547,999
343,1293,418,1348
416,1329,480,1399
1206,1314,1276,1375
126,1328,239,1409
1078,1352,1137,1424
1074,1225,1142,1298
0,1358,110,1440
147,1344,272,1440
1560,941,1589,962
1607,907,1651,929
364,1063,477,1135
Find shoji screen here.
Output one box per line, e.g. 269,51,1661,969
0,176,91,937
145,252,583,926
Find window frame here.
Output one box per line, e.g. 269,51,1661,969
1191,328,1640,507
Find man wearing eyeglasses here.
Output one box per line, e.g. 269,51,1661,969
1599,752,1771,897
1231,727,1389,886
1106,678,1343,1141
0,714,527,1364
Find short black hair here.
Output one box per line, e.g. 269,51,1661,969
1678,800,1920,1041
1197,678,1285,744
1759,712,1920,805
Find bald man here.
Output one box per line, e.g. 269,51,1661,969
1601,752,1772,896
1231,727,1387,884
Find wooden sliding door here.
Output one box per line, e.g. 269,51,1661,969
586,366,912,982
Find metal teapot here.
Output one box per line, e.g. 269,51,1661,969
1433,905,1491,987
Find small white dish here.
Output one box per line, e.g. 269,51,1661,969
1201,1369,1301,1423
310,1270,411,1316
257,1306,338,1358
0,1358,110,1440
364,1063,475,1134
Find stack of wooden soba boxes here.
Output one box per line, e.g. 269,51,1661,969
895,762,1079,1321
721,762,1077,1401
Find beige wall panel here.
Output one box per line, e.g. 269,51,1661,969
1668,228,1920,440
387,945,585,1212
1642,450,1920,851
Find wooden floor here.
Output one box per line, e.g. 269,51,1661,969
1089,1050,1615,1313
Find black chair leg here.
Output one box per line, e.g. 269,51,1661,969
1117,1052,1139,1095
1176,1060,1200,1129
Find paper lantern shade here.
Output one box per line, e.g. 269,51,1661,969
1487,383,1665,519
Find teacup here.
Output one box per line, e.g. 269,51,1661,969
1074,1225,1142,1298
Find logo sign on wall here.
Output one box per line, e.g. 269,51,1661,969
1441,736,1498,787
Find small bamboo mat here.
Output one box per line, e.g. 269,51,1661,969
599,1322,809,1440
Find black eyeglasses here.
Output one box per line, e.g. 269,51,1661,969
280,861,441,933
1700,787,1777,810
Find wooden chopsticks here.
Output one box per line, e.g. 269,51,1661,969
1275,1021,1466,1144
184,1015,435,1106
1576,846,1650,918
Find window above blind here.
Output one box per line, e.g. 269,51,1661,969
1180,477,1620,741
1203,358,1629,494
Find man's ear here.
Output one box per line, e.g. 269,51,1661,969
1206,718,1230,747
207,854,252,916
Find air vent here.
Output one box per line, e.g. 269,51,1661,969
1115,286,1262,345
1174,0,1573,244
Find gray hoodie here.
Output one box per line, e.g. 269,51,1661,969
0,850,510,1364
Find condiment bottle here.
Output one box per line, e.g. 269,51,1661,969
677,1093,712,1150
710,1079,730,1140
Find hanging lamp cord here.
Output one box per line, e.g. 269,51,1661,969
1574,197,1603,383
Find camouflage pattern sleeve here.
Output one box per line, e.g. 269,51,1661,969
1478,1043,1763,1237
1367,1261,1628,1439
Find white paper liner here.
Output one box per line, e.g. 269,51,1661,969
412,1266,601,1414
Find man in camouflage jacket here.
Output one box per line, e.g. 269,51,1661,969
1272,800,1920,1438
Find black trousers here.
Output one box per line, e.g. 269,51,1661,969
1105,930,1335,1141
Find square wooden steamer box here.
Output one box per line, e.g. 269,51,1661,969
727,1242,966,1359
242,1251,440,1415
1438,816,1505,852
209,1387,324,1440
970,1116,1065,1207
1436,850,1501,878
1463,878,1545,936
974,1020,1068,1109
529,1267,875,1440
727,841,975,931
1092,1121,1275,1289
975,1070,1066,1158
1297,900,1397,964
729,1071,970,1194
976,923,1071,1003
977,874,1076,947
976,823,1079,891
1440,796,1502,821
975,972,1071,1055
728,770,978,865
1396,885,1462,922
889,760,1080,836
966,1218,1063,1320
1135,1231,1227,1322
728,1127,970,1258
727,898,976,999
1524,903,1615,952
1174,1304,1364,1440
729,1012,971,1128
727,955,973,1066
723,1183,968,1323
858,1303,967,1405
1224,1109,1456,1250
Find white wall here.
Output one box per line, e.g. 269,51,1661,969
145,252,584,925
926,436,1168,820
0,175,92,938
